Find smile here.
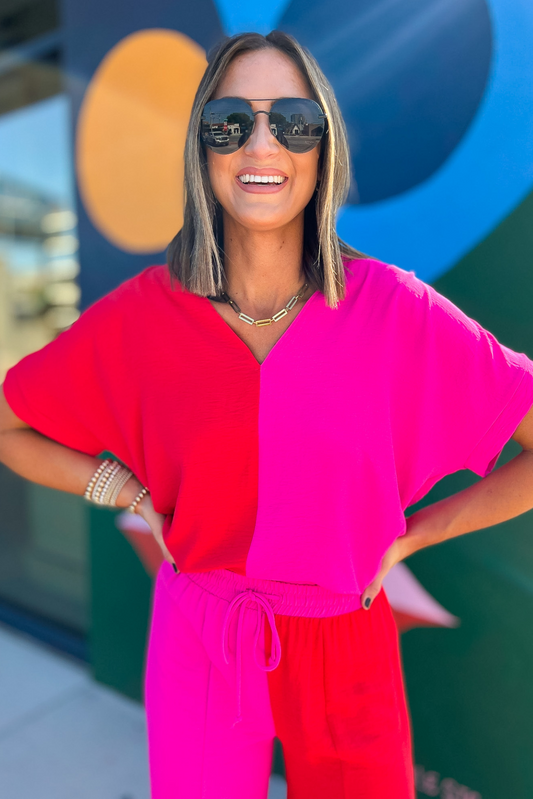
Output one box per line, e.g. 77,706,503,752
234,170,290,194
238,174,287,184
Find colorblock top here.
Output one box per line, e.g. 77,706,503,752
4,259,533,597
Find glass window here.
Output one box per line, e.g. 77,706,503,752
0,0,59,50
0,21,88,638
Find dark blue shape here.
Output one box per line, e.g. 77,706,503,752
280,0,492,204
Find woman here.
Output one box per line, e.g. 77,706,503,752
1,30,533,799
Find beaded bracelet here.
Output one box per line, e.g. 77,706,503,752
84,459,112,500
127,486,149,514
84,459,134,506
91,461,118,503
91,466,111,502
108,467,134,505
96,462,122,504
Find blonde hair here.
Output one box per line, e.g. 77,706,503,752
167,30,365,308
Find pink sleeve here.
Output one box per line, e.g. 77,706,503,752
2,287,139,474
390,271,533,506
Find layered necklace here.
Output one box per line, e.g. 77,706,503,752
211,282,309,327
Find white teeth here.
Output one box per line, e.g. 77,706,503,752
238,174,286,184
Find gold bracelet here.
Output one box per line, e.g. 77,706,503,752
97,462,122,504
84,460,134,506
84,459,112,500
91,463,116,502
127,486,149,514
108,468,134,505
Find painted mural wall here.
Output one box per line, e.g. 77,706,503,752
61,1,533,796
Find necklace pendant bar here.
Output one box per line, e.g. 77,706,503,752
223,281,308,326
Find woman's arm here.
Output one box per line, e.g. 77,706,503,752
0,384,141,504
361,404,533,609
0,385,175,566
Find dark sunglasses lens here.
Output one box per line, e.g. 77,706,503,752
200,98,254,154
269,98,325,153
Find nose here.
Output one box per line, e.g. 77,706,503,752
242,111,280,159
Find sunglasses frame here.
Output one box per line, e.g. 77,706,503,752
199,96,327,155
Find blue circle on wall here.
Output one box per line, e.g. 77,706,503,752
280,0,492,204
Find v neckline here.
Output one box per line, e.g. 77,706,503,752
203,288,320,368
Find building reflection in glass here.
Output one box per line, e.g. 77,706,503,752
0,75,88,641
0,96,80,383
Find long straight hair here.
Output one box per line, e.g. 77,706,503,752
166,30,364,308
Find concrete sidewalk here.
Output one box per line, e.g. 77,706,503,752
0,622,287,798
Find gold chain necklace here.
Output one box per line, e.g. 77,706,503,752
214,282,309,327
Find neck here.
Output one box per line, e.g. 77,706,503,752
221,210,307,316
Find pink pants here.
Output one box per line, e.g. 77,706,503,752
144,561,415,799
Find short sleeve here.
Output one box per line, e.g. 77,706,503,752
389,269,533,506
2,285,139,474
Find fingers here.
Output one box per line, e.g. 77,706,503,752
361,578,382,610
128,493,179,573
161,547,179,573
149,518,179,573
361,539,404,609
159,540,177,570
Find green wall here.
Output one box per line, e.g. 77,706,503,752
89,504,152,701
404,188,533,798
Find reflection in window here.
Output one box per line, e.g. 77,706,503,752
0,90,88,638
0,95,80,382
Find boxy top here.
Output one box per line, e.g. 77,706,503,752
4,258,533,600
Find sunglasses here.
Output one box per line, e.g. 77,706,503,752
200,97,327,155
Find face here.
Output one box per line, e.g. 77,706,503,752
205,49,322,233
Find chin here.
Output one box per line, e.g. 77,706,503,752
234,209,289,231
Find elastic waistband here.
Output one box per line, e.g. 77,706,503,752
177,566,363,617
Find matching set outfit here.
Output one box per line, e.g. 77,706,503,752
5,257,533,798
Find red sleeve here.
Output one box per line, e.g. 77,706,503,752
3,279,142,477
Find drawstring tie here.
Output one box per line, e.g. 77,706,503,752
222,589,282,726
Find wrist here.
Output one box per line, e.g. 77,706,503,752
115,476,143,508
403,511,443,556
398,529,422,560
135,492,152,518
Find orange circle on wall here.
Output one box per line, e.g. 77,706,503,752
76,29,207,253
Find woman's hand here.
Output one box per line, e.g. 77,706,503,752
133,490,179,572
360,529,419,610
116,476,179,571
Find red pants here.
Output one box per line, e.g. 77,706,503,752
144,563,415,799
